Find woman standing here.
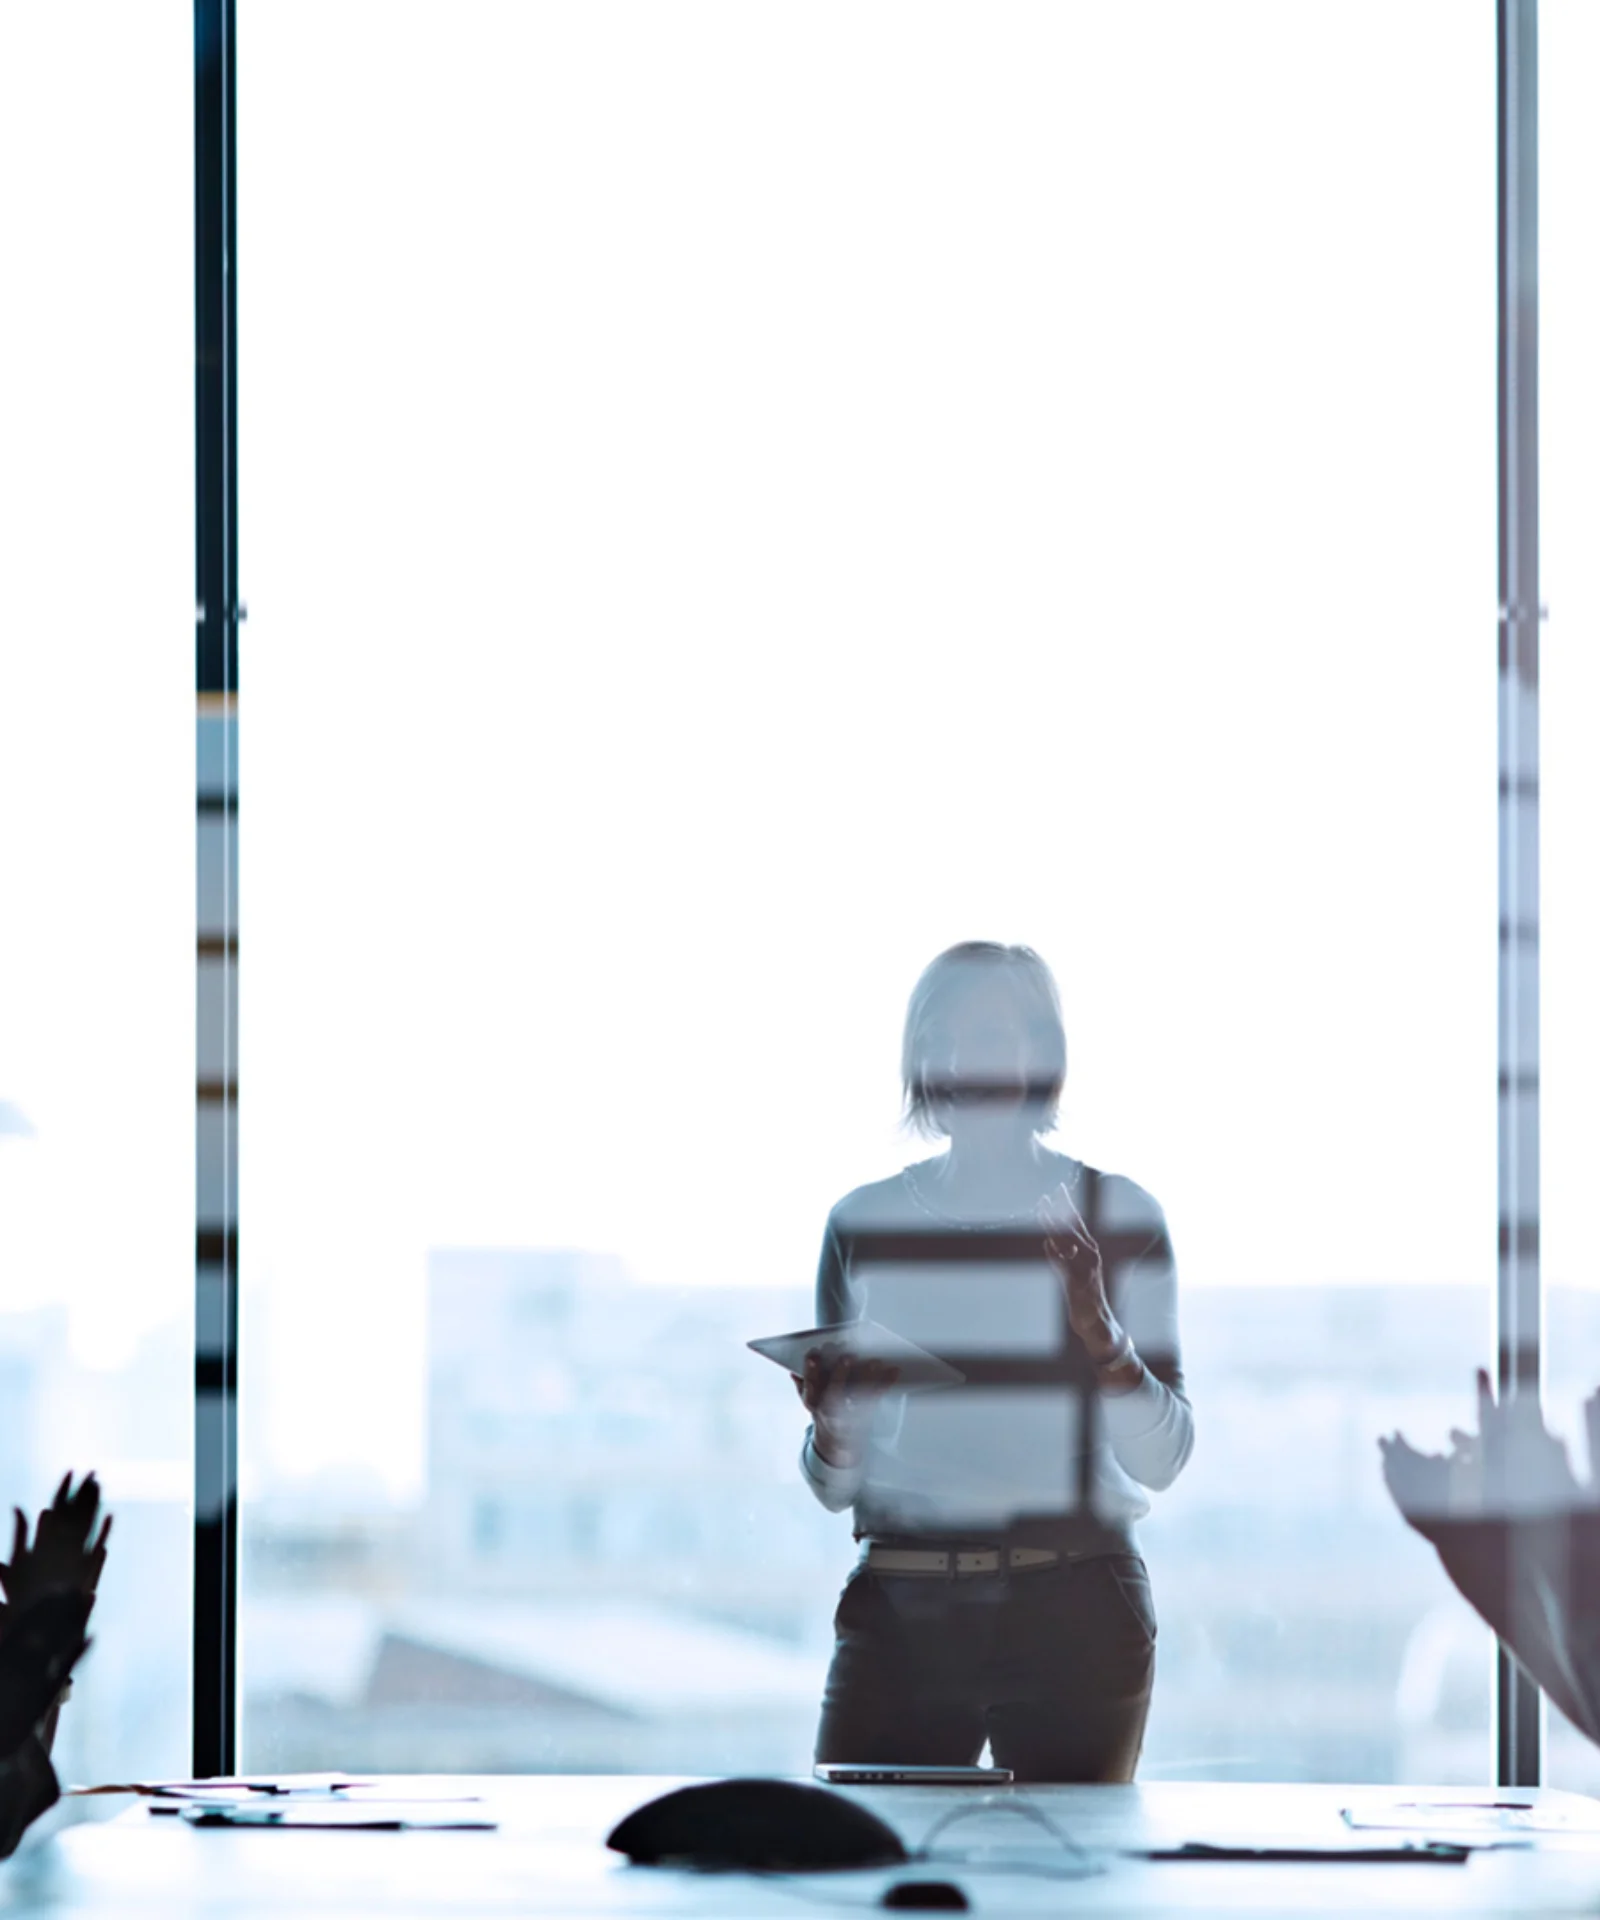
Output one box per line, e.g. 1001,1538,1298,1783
798,942,1192,1782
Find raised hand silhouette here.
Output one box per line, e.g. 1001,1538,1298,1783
1381,1375,1600,1747
0,1472,113,1858
0,1472,112,1624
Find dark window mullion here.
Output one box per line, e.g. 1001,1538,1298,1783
1496,0,1542,1792
194,0,240,1782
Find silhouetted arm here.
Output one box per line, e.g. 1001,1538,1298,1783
0,1474,110,1856
0,1739,59,1860
1381,1381,1600,1746
1394,1504,1600,1743
1100,1219,1194,1492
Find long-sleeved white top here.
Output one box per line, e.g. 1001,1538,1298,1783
798,1151,1193,1542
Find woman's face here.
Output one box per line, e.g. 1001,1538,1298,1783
922,980,1041,1144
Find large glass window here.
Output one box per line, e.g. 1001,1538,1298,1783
1539,0,1600,1796
239,1,1494,1778
0,3,194,1783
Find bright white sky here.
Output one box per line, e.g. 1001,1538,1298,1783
2,2,1597,1508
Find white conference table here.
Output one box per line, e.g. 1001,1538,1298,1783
8,1777,1600,1917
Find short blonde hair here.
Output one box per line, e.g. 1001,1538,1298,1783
901,942,1067,1139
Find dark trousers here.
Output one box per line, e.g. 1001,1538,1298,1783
815,1550,1155,1784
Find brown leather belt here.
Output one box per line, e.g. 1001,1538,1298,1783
865,1544,1060,1577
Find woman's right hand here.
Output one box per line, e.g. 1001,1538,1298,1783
792,1343,900,1469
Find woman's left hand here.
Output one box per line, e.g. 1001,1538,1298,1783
1039,1181,1122,1364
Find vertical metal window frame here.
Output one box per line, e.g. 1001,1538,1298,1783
181,4,1544,1787
194,0,240,1780
1497,0,1542,1790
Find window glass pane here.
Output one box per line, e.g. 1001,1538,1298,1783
0,4,193,1783
240,0,1494,1779
1540,0,1600,1796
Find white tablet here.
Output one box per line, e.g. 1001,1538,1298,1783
747,1319,964,1389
